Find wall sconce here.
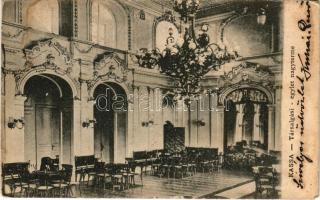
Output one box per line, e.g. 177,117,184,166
195,119,205,127
82,119,96,128
142,120,154,127
8,117,25,129
257,8,267,25
139,10,145,20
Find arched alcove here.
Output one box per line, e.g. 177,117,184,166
223,88,269,151
91,0,128,50
93,82,128,163
26,0,59,34
24,74,73,169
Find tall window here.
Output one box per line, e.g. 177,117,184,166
156,21,179,51
91,0,116,48
3,1,16,22
27,0,59,34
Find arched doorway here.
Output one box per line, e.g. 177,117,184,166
24,74,73,169
93,82,127,163
224,88,269,151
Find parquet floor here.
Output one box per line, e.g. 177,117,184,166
76,169,253,198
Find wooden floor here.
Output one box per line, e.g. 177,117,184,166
75,169,253,198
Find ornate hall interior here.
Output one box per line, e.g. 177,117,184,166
1,0,282,198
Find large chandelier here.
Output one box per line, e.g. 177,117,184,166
136,0,237,101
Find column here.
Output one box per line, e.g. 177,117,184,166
211,106,224,153
174,98,183,127
72,99,81,157
184,103,191,146
127,90,134,157
132,86,140,151
274,86,282,150
3,72,27,162
79,81,94,155
113,112,118,162
253,104,261,141
234,104,243,143
267,104,275,150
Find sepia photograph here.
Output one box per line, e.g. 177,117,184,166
3,0,316,199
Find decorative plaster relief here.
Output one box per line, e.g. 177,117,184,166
2,46,25,70
1,23,27,43
24,38,72,67
218,62,275,105
87,52,130,93
8,38,81,97
219,62,274,88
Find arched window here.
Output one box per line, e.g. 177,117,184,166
155,21,179,52
26,0,59,34
91,0,116,48
3,1,16,23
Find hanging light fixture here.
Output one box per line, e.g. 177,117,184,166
136,0,238,103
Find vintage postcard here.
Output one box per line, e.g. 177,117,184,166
0,0,319,199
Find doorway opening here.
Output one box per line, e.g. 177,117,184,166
24,74,73,169
223,88,269,151
93,82,127,163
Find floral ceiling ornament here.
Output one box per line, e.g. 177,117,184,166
136,0,238,104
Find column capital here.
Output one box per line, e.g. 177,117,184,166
14,94,27,103
267,104,276,110
73,97,82,103
88,99,95,107
215,106,225,113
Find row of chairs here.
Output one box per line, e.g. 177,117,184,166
147,152,222,179
253,165,280,198
78,162,139,191
2,163,73,197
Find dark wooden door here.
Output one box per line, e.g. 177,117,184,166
164,125,185,153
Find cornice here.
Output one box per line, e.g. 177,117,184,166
118,0,164,16
195,11,235,24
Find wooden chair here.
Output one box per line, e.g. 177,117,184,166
2,162,30,197
254,166,275,198
110,164,124,191
35,173,54,197
52,164,73,197
20,171,39,197
96,163,111,189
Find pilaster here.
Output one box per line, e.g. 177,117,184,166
211,106,224,153
268,104,276,150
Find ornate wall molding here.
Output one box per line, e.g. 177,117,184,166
2,29,24,38
1,22,28,43
218,62,275,104
218,12,254,46
73,42,94,54
219,62,274,87
87,52,131,99
73,0,79,38
24,38,72,66
14,66,80,99
152,10,179,49
9,38,81,98
86,0,92,41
